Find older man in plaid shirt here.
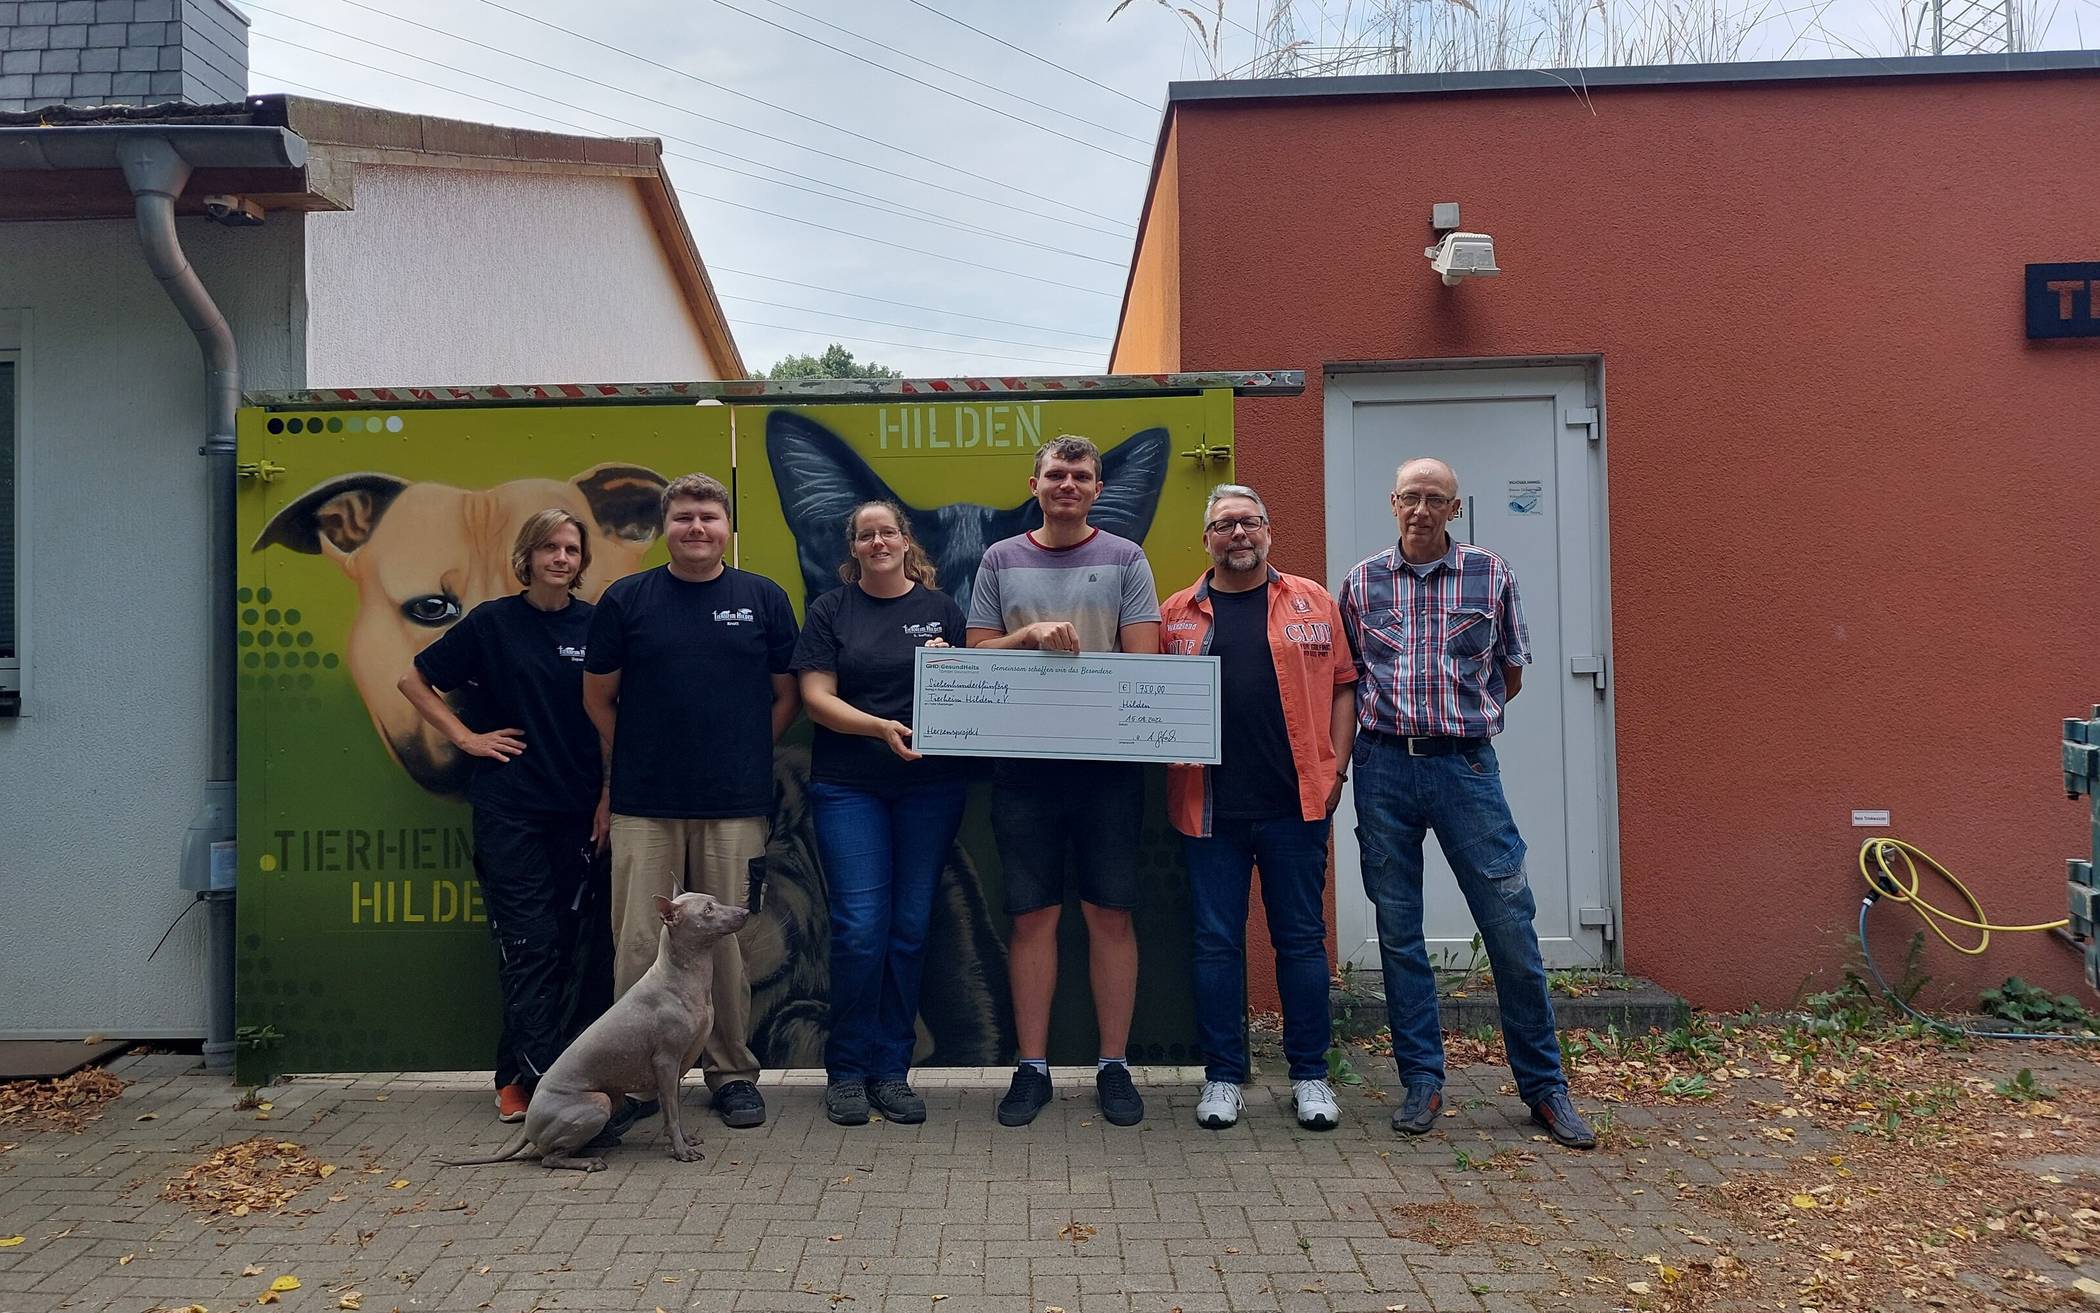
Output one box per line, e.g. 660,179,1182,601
1340,457,1595,1150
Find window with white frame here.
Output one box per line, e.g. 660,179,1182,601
1,356,16,714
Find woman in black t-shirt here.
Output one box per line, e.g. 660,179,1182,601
792,500,968,1128
398,509,611,1126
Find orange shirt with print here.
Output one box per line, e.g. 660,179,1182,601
1159,568,1358,838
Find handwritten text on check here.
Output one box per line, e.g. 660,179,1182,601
912,648,1222,765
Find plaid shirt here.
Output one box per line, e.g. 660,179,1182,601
1340,537,1531,739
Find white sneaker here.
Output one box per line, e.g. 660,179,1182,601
1195,1080,1242,1129
1294,1078,1340,1129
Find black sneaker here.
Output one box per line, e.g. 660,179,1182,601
1390,1082,1443,1135
582,1095,658,1152
1530,1089,1597,1149
867,1079,926,1125
825,1079,869,1126
996,1065,1052,1127
713,1080,766,1128
1095,1064,1144,1127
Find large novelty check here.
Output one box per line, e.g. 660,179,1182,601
912,648,1222,765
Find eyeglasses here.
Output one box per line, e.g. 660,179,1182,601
1203,515,1269,536
1391,492,1457,510
853,527,904,544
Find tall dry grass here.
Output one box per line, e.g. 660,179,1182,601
1110,0,2069,78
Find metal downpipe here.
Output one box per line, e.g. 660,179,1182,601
118,137,240,1073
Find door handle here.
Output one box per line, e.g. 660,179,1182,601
1569,653,1606,693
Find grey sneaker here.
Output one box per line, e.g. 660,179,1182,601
1293,1078,1340,1130
867,1079,926,1125
1530,1089,1596,1149
1390,1082,1443,1135
714,1079,767,1128
1194,1080,1242,1129
825,1079,869,1126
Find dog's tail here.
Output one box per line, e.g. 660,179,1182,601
435,1129,534,1167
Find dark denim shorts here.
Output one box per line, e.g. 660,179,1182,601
990,758,1146,915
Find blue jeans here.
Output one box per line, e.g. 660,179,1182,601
808,778,968,1082
1351,736,1566,1105
1183,817,1334,1083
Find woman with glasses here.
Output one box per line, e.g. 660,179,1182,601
792,500,969,1127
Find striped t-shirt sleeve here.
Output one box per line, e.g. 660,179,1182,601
1119,551,1162,627
965,554,1004,632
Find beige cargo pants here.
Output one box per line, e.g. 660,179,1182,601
608,813,765,1089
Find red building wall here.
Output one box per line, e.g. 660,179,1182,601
1121,68,2100,1012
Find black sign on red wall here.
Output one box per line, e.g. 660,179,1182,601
2027,263,2100,339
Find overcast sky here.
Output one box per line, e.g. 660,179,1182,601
239,0,2092,380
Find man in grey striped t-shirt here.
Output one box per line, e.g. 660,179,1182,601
967,435,1161,1130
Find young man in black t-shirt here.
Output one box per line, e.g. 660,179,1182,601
583,473,799,1129
1158,485,1358,1133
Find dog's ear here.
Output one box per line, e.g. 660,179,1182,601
252,473,409,557
653,893,677,924
573,463,668,545
766,411,899,599
1091,428,1169,544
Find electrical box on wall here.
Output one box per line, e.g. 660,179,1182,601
2064,707,2100,990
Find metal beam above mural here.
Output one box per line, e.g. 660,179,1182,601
243,371,1306,410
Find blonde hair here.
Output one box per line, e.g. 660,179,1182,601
511,508,591,590
838,500,938,589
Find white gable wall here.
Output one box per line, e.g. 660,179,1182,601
0,214,307,1036
303,165,719,387
2,156,726,1040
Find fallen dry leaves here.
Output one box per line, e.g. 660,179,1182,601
1325,1009,2100,1312
1547,1024,2100,1312
160,1137,337,1217
1385,1201,1539,1251
0,1067,126,1132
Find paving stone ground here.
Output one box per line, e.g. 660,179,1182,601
0,1043,2090,1313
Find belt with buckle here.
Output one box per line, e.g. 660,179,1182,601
1365,729,1486,757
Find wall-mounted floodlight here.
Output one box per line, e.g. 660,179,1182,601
1425,202,1498,286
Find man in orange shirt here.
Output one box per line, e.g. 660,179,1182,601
1160,484,1357,1130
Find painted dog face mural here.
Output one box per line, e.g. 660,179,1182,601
764,410,1171,614
252,464,668,795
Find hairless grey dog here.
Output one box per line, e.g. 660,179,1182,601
440,890,751,1172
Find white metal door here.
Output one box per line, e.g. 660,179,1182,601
1324,365,1614,969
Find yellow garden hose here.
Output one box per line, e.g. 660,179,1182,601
1853,837,2096,1042
1856,837,2069,954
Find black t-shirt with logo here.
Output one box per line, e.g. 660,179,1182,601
791,582,968,797
1208,582,1302,821
584,565,797,819
412,592,600,815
